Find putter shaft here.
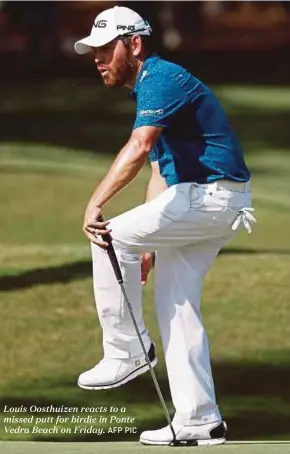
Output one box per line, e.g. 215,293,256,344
98,216,176,442
119,283,176,440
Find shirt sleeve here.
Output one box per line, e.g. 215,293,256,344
133,73,188,129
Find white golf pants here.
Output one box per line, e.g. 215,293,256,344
91,180,254,425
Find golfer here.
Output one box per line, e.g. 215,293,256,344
74,6,256,446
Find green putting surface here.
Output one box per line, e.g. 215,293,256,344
1,83,290,443
1,442,290,454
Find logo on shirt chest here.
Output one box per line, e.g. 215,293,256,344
140,109,164,116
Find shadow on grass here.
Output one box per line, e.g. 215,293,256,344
1,248,290,292
0,260,91,292
230,111,290,152
1,109,290,157
1,361,290,441
0,108,132,156
0,79,290,156
219,248,290,256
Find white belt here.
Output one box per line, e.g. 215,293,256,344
193,180,256,233
197,179,251,193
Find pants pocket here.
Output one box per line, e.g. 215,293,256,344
160,184,192,221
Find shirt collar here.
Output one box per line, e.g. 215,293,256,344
130,53,160,100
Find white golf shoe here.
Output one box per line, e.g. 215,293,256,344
78,343,157,390
139,420,227,446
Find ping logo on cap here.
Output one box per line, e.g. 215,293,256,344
94,20,107,28
117,25,136,32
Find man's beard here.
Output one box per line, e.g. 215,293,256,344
102,50,138,88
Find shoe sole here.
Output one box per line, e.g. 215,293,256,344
78,357,158,390
139,437,226,446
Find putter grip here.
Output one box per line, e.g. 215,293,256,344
98,215,123,284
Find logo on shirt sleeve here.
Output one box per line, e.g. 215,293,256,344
140,70,148,83
140,109,164,116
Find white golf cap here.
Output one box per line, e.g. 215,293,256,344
74,6,152,55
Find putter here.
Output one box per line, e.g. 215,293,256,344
97,216,184,446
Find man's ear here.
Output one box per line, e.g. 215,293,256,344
131,35,142,57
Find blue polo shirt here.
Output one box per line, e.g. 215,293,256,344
131,54,250,187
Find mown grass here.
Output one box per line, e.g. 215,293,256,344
0,83,290,444
1,441,290,454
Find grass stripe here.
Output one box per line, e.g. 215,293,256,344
1,441,290,454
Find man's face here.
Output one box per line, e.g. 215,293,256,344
93,38,138,88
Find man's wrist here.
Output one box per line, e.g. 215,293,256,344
88,200,103,210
